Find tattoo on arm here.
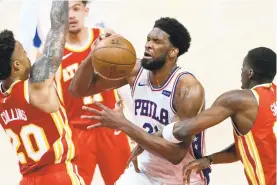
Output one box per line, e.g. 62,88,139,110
30,1,68,83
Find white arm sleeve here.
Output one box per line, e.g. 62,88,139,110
18,0,41,55
162,123,183,144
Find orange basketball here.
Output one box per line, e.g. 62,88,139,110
91,35,136,80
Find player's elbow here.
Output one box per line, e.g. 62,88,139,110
168,153,185,165
166,149,186,165
169,158,182,165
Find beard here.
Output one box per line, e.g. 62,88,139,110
141,54,167,71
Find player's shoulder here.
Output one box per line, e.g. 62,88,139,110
10,80,25,91
175,71,204,96
0,80,27,101
98,27,113,34
177,71,202,86
220,89,253,100
91,27,102,36
216,89,256,110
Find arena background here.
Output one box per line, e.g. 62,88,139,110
0,0,275,184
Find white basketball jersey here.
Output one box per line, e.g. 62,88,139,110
117,85,134,123
131,66,210,184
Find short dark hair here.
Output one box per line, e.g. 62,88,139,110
0,30,15,80
154,17,191,57
247,47,276,80
82,1,88,5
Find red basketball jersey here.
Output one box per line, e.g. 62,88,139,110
55,28,117,129
0,80,79,179
234,83,276,185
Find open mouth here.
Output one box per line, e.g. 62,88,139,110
143,51,152,59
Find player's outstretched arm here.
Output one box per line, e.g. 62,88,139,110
168,90,250,141
207,143,239,164
27,1,68,111
29,1,68,85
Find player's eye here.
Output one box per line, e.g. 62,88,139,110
152,38,159,43
73,7,80,11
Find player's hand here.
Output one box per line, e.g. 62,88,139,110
91,28,120,51
127,145,144,173
126,131,161,173
82,99,128,130
102,28,117,38
183,157,211,185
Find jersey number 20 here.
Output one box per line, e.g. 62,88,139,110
6,124,50,164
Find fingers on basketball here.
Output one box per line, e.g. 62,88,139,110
91,35,136,80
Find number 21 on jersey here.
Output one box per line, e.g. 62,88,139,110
143,122,159,134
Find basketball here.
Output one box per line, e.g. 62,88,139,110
91,35,137,80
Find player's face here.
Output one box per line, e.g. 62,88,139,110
241,57,252,89
141,28,172,71
68,1,89,34
12,41,31,80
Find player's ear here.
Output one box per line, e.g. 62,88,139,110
249,68,254,79
12,60,20,71
169,47,179,58
85,6,89,15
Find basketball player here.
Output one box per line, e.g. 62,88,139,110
50,1,130,184
0,1,85,185
162,47,276,185
70,17,211,185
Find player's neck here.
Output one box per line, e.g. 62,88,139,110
248,79,272,89
149,64,177,87
1,78,16,92
66,28,89,46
